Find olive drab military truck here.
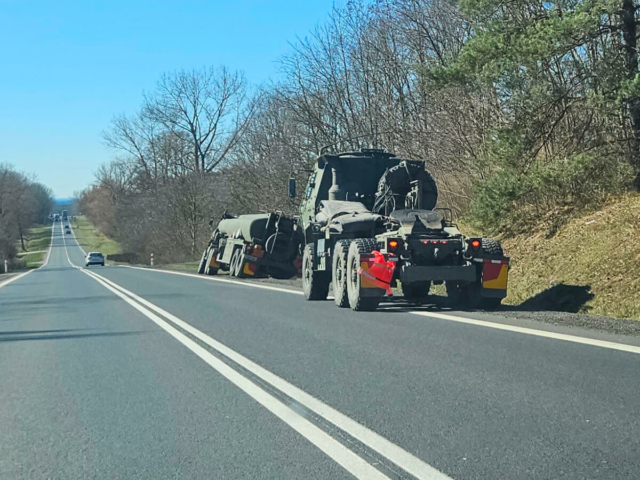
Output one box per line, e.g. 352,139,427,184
198,212,302,280
291,148,510,311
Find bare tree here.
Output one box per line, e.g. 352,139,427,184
144,66,254,173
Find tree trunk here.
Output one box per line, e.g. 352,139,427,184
18,219,26,251
621,0,640,188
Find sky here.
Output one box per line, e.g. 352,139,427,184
0,0,342,198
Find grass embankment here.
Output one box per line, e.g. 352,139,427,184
72,216,122,257
16,224,52,268
501,194,640,320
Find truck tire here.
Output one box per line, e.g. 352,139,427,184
402,282,431,304
332,240,353,307
375,162,438,212
198,247,209,274
346,239,382,311
446,281,502,309
482,238,503,257
302,243,330,300
230,248,243,277
205,248,219,276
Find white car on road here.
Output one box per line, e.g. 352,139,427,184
85,252,105,267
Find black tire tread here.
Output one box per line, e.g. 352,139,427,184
347,238,382,311
303,243,331,300
482,238,503,257
332,239,353,307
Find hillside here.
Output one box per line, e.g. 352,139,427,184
502,194,640,320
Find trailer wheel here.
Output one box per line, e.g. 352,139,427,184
302,243,330,300
346,239,382,311
230,248,244,277
198,247,210,274
402,282,431,304
205,248,219,276
332,240,352,307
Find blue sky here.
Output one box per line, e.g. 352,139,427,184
0,0,341,197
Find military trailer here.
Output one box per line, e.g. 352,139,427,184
292,148,509,311
198,212,302,280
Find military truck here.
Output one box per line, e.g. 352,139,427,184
292,148,509,311
198,212,302,280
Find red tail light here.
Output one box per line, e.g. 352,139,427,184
471,240,481,249
388,239,399,251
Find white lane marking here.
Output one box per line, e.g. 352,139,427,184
82,268,450,480
122,265,304,295
0,222,55,290
409,311,640,355
0,270,33,289
67,220,87,256
78,268,395,480
123,264,640,355
41,221,55,267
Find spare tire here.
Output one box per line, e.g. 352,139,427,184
374,161,438,213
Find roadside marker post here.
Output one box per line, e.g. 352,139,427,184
150,253,154,266
4,259,7,273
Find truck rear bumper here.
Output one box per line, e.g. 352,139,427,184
400,265,477,284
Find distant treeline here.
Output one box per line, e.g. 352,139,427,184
0,164,54,265
79,0,640,263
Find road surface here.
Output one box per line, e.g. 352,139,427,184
1,220,640,479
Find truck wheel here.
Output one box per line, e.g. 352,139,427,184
446,281,502,309
446,281,469,306
346,239,382,311
480,297,502,309
198,247,209,274
482,238,503,257
205,249,219,276
332,240,352,307
402,282,431,304
302,243,330,300
230,248,242,277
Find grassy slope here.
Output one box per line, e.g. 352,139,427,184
72,216,122,256
501,194,640,319
16,224,52,268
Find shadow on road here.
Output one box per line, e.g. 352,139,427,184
376,283,594,315
0,329,156,343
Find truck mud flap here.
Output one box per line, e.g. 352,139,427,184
481,259,509,297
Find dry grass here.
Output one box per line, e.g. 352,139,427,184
16,224,52,268
72,216,122,256
501,194,640,320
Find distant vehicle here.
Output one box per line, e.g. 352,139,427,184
53,214,60,221
61,210,68,221
85,252,105,267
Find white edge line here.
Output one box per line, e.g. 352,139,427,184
67,220,87,256
0,270,33,289
122,265,640,356
77,267,392,480
410,311,640,355
84,268,450,480
0,220,55,290
122,265,304,296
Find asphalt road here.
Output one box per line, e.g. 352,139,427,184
2,221,640,479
